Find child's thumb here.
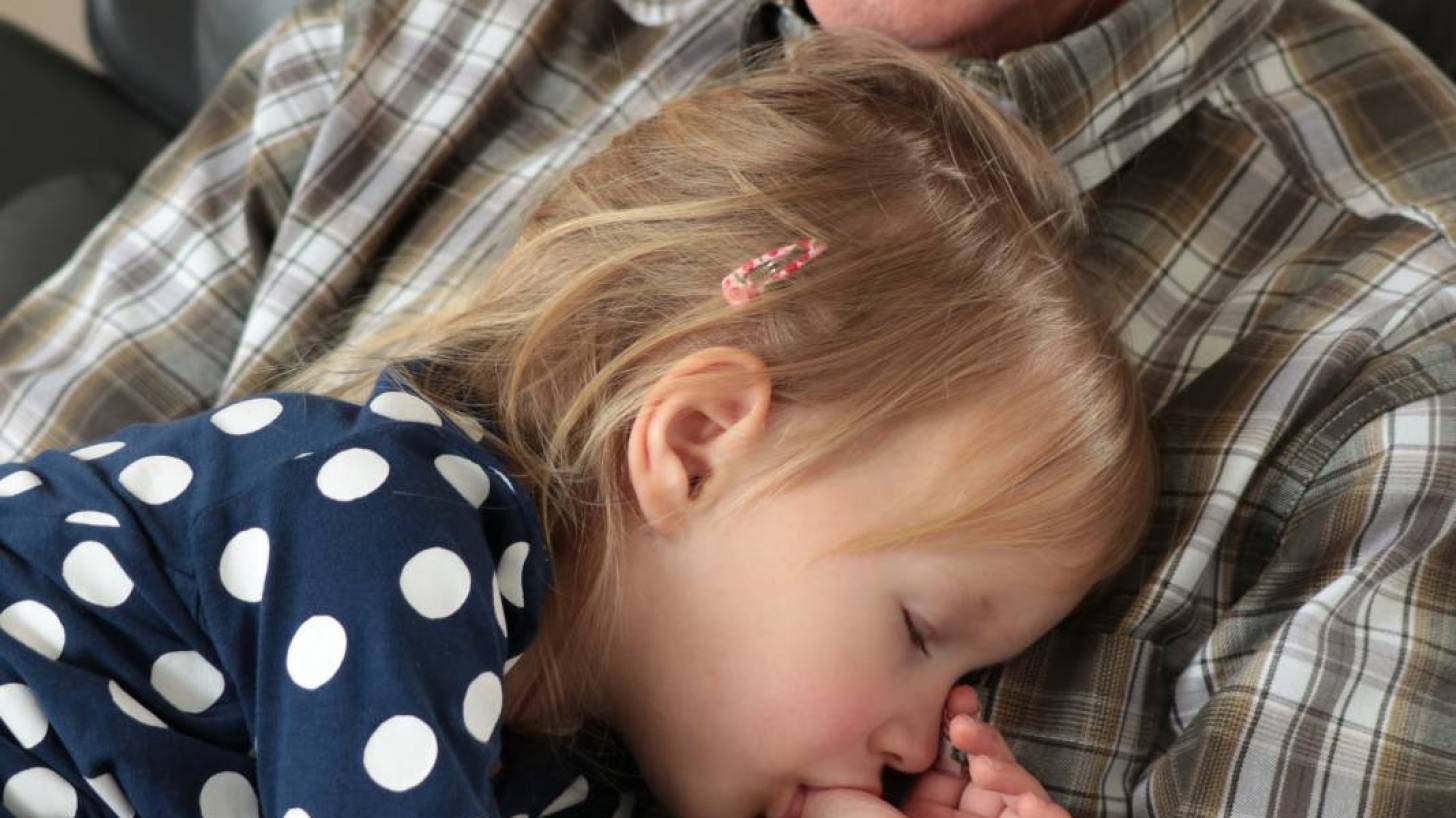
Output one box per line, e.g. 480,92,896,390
801,788,894,818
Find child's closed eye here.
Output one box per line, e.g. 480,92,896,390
902,608,931,657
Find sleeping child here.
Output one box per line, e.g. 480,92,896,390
0,26,1156,818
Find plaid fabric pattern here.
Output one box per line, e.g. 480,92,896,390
2,0,1454,815
958,1,1456,816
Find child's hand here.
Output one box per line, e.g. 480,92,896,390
800,685,1070,818
927,685,1070,818
895,684,986,817
800,684,992,818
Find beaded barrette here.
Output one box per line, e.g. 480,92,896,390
721,238,826,307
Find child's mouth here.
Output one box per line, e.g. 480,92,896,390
783,785,807,818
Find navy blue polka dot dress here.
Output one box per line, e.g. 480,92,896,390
0,363,639,818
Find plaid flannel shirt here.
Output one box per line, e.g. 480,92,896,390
2,0,1454,815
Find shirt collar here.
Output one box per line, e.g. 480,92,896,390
989,0,1286,191
739,0,815,62
614,0,757,27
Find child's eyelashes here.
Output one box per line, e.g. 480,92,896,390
902,607,931,657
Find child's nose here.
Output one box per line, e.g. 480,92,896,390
870,709,941,774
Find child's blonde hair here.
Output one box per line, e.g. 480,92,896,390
264,28,1158,737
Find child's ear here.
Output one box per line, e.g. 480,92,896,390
626,346,771,537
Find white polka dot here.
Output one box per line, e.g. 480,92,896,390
315,448,388,501
492,572,508,639
0,684,48,748
612,790,638,818
490,467,516,493
363,715,437,792
198,771,258,818
63,511,120,527
70,441,124,461
285,616,347,690
117,456,193,505
84,773,135,818
210,398,284,436
399,548,471,620
107,681,166,728
0,601,65,660
282,809,311,818
542,776,590,817
503,654,522,676
2,767,77,818
462,671,503,743
498,541,530,608
0,471,42,497
218,528,269,603
150,651,225,714
62,542,134,607
435,455,489,507
369,391,442,426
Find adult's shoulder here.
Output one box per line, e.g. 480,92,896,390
1209,0,1456,242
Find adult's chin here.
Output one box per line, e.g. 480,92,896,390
804,0,1127,59
802,0,1006,56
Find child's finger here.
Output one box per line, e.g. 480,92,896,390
945,684,980,720
956,783,1006,817
902,768,974,809
908,690,992,811
968,756,1051,803
1011,792,1071,818
900,799,999,818
946,716,1016,765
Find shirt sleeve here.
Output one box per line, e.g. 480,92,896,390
184,419,550,817
0,0,341,464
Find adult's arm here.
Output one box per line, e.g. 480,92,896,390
0,0,346,463
1142,388,1456,815
0,0,743,468
0,0,554,464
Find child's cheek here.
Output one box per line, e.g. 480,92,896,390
748,667,879,761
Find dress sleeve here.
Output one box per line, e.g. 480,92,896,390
185,419,550,817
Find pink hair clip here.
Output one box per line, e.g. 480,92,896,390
721,238,827,307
